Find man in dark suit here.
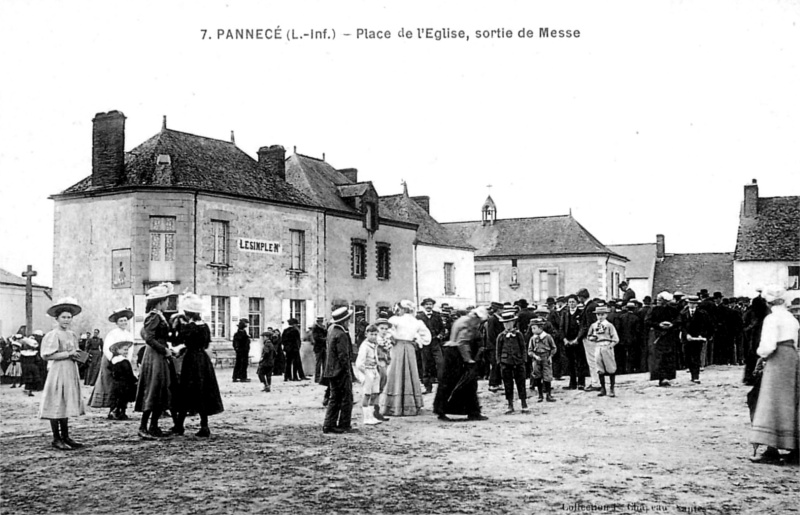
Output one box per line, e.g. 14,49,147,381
485,302,505,392
417,298,445,394
619,281,636,304
232,320,251,382
560,294,586,390
281,319,307,381
679,295,714,384
577,288,601,391
322,307,354,434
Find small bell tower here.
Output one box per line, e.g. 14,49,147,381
481,196,497,226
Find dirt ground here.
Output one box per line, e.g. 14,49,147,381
1,365,797,515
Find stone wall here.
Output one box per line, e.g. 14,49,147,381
415,245,475,309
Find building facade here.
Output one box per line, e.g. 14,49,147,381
444,197,628,304
0,268,52,336
734,179,800,302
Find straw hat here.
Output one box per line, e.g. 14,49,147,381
180,294,204,314
763,285,787,304
108,307,134,323
145,282,176,301
331,306,353,324
47,297,82,318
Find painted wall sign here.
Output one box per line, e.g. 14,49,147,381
111,248,131,288
238,238,282,254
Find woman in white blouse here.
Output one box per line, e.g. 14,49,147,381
749,286,800,464
382,300,431,416
88,308,135,420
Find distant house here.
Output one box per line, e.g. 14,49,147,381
0,268,52,336
734,179,800,302
652,234,734,297
379,185,476,309
607,243,658,300
443,197,628,304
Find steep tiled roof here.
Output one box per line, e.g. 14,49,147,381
284,154,356,212
0,268,50,289
379,194,474,250
652,253,734,296
442,216,625,259
59,129,313,205
735,196,800,261
608,243,657,279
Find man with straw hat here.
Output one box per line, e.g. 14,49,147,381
322,306,355,434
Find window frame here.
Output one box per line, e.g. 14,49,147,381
351,239,367,279
444,262,455,295
788,265,800,290
475,272,491,304
210,296,228,339
211,219,229,265
248,297,263,339
290,229,306,272
376,242,391,281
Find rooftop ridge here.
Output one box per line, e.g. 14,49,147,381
441,214,572,224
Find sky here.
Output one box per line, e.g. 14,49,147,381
1,0,798,287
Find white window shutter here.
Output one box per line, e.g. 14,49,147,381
306,300,315,330
281,299,291,330
491,272,500,303
230,296,240,336
133,294,146,340
201,295,212,323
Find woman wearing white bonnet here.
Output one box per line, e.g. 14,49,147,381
382,299,431,416
749,286,800,464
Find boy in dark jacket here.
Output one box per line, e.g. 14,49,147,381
496,308,528,414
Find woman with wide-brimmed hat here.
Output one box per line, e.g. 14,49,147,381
171,293,224,438
134,283,179,439
382,299,432,417
39,298,86,450
88,307,135,420
749,286,800,465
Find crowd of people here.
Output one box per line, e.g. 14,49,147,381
2,280,797,465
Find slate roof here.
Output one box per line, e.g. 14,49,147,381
59,129,314,206
607,243,658,279
284,154,356,212
442,215,626,259
735,196,800,261
378,194,475,250
652,253,734,296
0,268,50,289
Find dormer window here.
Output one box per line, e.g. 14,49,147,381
364,202,379,231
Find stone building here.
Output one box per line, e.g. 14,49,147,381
651,233,734,298
51,111,417,340
734,179,800,301
443,197,628,304
285,153,417,326
378,184,476,309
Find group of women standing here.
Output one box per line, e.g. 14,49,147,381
37,282,224,450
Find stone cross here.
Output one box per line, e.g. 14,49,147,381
22,265,37,335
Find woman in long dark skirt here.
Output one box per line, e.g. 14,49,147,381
645,292,681,387
172,294,224,437
434,307,489,421
742,296,770,385
135,283,179,439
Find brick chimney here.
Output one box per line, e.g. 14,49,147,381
339,168,358,183
743,179,759,218
411,195,430,213
92,111,126,188
656,234,665,259
258,145,286,181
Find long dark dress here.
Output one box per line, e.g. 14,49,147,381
178,321,224,416
84,337,104,386
646,304,681,381
135,311,178,413
742,299,770,385
434,315,483,417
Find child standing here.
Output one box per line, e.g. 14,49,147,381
355,325,384,426
7,338,23,388
374,316,392,422
529,318,558,402
496,308,528,414
39,298,86,450
587,306,619,397
20,337,42,396
257,331,275,392
108,341,137,420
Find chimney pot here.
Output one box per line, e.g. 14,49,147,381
230,131,235,144
743,180,759,218
258,145,286,181
338,168,358,183
92,110,126,189
656,234,665,259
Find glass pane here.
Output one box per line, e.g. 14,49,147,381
164,233,175,261
150,233,161,261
